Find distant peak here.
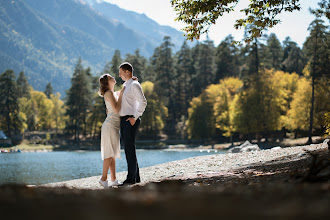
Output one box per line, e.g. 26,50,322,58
82,0,104,6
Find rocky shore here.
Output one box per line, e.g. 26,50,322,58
1,141,329,219
43,140,329,189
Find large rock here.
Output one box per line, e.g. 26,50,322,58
228,141,261,153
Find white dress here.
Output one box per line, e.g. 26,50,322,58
100,93,121,160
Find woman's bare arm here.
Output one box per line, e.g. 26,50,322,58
104,87,125,113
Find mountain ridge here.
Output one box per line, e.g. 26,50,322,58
0,0,187,95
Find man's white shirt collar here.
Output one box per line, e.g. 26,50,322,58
123,78,134,87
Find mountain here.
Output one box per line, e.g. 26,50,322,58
85,0,185,51
0,0,186,95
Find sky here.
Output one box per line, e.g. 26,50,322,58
103,0,328,47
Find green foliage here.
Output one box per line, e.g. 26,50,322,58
303,18,329,141
1,12,328,142
50,93,66,133
325,112,330,136
303,19,329,80
86,89,106,139
65,58,93,141
139,81,168,138
153,36,177,136
309,0,330,19
195,39,216,93
125,49,148,83
44,82,53,98
171,0,301,43
187,84,222,139
16,71,31,99
215,35,240,81
175,40,193,117
0,70,21,136
214,77,243,139
103,50,123,88
265,33,283,70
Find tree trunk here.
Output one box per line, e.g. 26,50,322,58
308,73,315,144
308,25,318,144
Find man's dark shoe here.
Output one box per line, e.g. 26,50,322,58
122,179,136,186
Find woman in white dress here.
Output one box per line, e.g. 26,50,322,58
98,73,125,187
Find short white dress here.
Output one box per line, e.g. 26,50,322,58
100,93,121,160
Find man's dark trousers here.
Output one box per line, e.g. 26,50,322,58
120,116,141,183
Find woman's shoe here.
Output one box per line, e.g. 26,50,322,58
99,178,108,188
109,179,122,187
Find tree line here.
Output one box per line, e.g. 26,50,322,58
0,18,329,145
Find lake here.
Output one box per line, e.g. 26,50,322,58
0,149,225,185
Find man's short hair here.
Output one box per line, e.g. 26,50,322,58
119,62,133,73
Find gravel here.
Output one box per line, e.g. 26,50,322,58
42,141,328,189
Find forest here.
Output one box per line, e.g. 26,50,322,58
0,18,329,147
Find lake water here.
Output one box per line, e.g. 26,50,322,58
0,149,225,185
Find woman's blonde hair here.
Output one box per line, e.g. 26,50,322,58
98,73,111,97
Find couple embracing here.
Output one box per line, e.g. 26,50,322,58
98,62,147,188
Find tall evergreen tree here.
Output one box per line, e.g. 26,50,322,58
16,71,31,99
215,35,240,81
65,58,92,144
247,38,261,83
303,19,329,143
282,37,296,62
146,47,161,82
266,33,283,70
0,70,20,137
282,37,306,74
44,82,53,98
103,50,122,87
153,36,177,137
283,46,305,74
195,39,216,93
176,41,193,116
125,49,148,82
175,41,194,138
190,42,201,98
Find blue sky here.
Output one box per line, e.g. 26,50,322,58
103,0,328,47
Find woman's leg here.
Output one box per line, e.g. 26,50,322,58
109,157,116,182
101,158,111,181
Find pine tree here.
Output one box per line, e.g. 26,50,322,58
303,19,329,143
195,38,216,93
44,82,53,98
190,42,201,98
282,37,306,74
175,41,194,138
16,71,31,99
125,49,148,82
266,33,283,70
103,50,122,87
65,58,92,144
0,70,20,137
153,36,177,137
215,35,240,81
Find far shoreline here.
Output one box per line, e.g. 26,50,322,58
1,136,326,153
